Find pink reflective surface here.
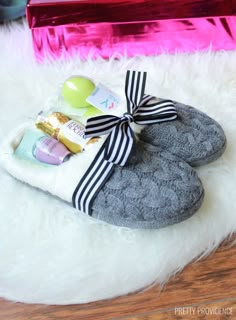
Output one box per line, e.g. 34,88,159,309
31,16,236,61
27,0,234,28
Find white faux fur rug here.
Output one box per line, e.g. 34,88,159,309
0,21,236,305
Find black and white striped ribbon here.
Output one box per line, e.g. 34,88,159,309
72,70,177,214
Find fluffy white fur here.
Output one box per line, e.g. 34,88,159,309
0,21,236,305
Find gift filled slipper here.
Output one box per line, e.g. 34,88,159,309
0,125,204,229
0,70,204,229
139,98,226,166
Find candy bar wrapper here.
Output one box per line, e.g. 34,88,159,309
0,123,105,204
26,0,236,61
36,111,99,154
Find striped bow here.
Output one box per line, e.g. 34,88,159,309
73,70,178,214
84,70,177,166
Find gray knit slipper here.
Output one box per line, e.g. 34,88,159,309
90,141,204,229
1,126,204,230
0,71,205,229
140,99,226,166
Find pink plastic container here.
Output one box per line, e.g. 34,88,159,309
26,0,236,61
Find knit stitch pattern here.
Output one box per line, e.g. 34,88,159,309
92,141,204,228
140,102,226,166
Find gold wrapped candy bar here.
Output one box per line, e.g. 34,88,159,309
36,112,98,153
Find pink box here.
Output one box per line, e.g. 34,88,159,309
26,0,236,61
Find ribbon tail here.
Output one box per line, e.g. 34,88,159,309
104,121,135,166
134,96,178,124
125,70,147,114
84,115,120,138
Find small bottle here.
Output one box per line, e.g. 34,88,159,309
14,129,71,166
33,136,71,165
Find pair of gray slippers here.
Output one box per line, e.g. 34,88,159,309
90,100,226,229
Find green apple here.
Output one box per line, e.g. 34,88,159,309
62,76,96,108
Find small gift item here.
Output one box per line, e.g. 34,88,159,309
14,128,71,166
59,75,105,119
62,76,95,109
0,71,204,229
36,111,99,154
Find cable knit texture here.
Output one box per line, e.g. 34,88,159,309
92,141,204,229
140,101,226,166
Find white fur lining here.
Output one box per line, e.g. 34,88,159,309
0,122,106,203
